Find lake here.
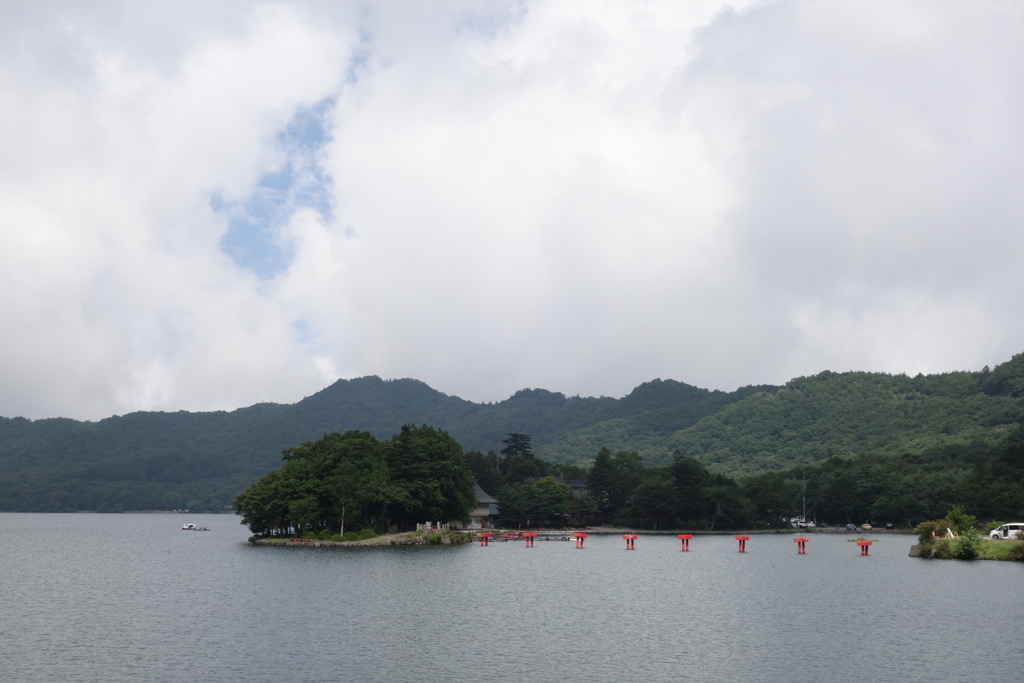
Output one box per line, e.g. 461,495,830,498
1,513,1021,682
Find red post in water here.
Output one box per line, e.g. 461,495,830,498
623,534,637,550
573,532,588,548
857,540,872,556
735,535,750,552
794,537,808,554
523,532,537,548
479,533,492,546
677,534,692,551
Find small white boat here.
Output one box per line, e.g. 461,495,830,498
181,522,210,531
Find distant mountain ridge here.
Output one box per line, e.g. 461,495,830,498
2,353,1023,512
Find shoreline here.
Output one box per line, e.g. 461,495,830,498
249,530,470,547
249,526,913,548
504,526,914,536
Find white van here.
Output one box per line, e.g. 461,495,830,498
989,523,1024,540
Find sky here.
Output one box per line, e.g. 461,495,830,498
2,0,1023,421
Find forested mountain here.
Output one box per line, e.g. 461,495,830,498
653,367,1023,474
1,353,1023,513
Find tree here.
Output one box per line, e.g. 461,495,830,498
386,425,476,528
945,503,977,534
570,492,600,527
704,479,755,530
742,472,798,527
671,453,711,523
501,433,533,458
281,430,386,534
234,469,288,536
328,455,387,535
500,433,548,483
586,448,643,520
289,496,321,536
497,483,528,528
497,477,572,528
629,474,676,529
502,454,549,484
529,476,573,527
464,450,502,495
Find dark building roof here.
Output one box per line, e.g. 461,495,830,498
473,482,498,504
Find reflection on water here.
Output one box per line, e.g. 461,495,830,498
1,514,1022,682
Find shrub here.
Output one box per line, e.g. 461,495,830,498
303,531,319,540
319,529,335,540
952,529,981,560
358,527,377,540
932,538,954,559
916,521,939,545
946,504,977,535
921,520,958,548
330,534,344,542
916,520,954,545
1008,542,1024,562
342,531,360,542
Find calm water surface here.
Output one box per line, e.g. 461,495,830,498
1,514,1022,682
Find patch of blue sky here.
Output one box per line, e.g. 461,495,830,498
292,319,315,346
215,98,335,280
452,2,526,40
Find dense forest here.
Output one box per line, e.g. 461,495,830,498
466,428,1024,530
2,353,1023,515
239,425,1024,535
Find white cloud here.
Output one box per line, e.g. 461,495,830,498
1,1,1022,419
0,2,356,418
680,0,1024,382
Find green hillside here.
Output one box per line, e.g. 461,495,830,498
534,366,1023,476
658,368,1022,475
0,354,1022,512
533,380,777,465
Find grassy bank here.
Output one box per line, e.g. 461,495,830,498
978,539,1024,561
913,537,1024,561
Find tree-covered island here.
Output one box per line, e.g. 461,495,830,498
235,425,475,537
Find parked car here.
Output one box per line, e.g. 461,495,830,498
989,523,1024,540
861,523,873,531
845,524,857,531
